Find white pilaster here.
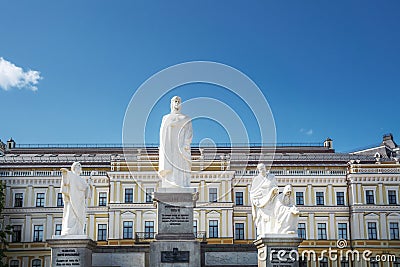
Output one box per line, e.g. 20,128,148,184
46,214,53,240
357,184,362,204
378,183,384,205
379,213,387,239
200,210,206,232
247,213,253,240
27,186,33,207
136,210,142,232
329,213,335,240
222,210,227,237
307,184,312,205
308,213,315,239
47,185,54,207
89,214,95,239
327,185,333,205
116,181,121,203
24,215,31,242
227,209,233,238
109,211,115,239
115,211,121,239
110,182,115,203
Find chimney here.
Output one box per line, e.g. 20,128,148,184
7,138,16,150
324,138,333,149
0,139,5,155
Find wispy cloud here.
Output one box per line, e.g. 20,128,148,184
300,128,313,135
0,57,42,91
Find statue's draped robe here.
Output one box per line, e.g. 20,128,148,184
159,112,192,188
60,171,90,236
274,191,298,234
250,174,279,236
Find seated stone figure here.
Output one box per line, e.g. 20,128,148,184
250,163,299,238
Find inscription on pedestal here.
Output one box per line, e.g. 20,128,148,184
161,205,190,226
161,248,190,263
55,249,81,266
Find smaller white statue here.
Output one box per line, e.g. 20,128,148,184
250,163,299,238
60,162,93,236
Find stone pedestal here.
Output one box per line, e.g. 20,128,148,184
150,188,200,267
47,237,96,267
254,234,302,267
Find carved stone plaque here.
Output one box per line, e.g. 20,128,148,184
161,248,190,263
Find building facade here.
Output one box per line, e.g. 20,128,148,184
0,135,399,267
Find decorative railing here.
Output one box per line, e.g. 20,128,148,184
235,169,346,176
194,231,207,242
350,167,400,174
135,232,156,243
14,142,325,149
0,170,107,177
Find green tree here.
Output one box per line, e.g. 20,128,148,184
0,182,12,267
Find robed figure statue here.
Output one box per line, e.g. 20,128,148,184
250,163,299,238
159,96,193,188
60,162,93,236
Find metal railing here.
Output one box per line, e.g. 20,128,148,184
14,142,325,149
194,231,207,242
135,232,155,243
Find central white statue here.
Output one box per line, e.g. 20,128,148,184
60,162,93,237
250,163,299,238
159,96,193,188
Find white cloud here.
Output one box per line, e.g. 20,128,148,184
0,57,42,91
300,128,313,135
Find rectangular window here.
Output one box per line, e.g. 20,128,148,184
388,190,397,205
298,223,306,239
9,260,19,267
33,225,43,242
145,188,154,203
55,224,62,236
390,222,399,240
32,259,41,267
144,221,154,238
36,193,45,207
235,192,244,205
316,192,324,205
123,221,133,239
124,188,133,203
317,223,327,240
296,192,304,205
320,257,328,267
193,220,197,235
340,260,349,267
368,222,377,240
370,260,379,267
12,225,22,242
209,188,217,202
336,192,345,206
99,192,107,206
338,223,347,239
97,224,107,241
14,193,23,207
57,193,64,207
235,223,245,240
209,220,218,238
366,190,375,204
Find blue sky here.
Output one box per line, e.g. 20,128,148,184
0,1,399,152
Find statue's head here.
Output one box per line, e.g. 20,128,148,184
283,184,293,196
71,162,82,175
257,163,267,177
170,96,182,113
